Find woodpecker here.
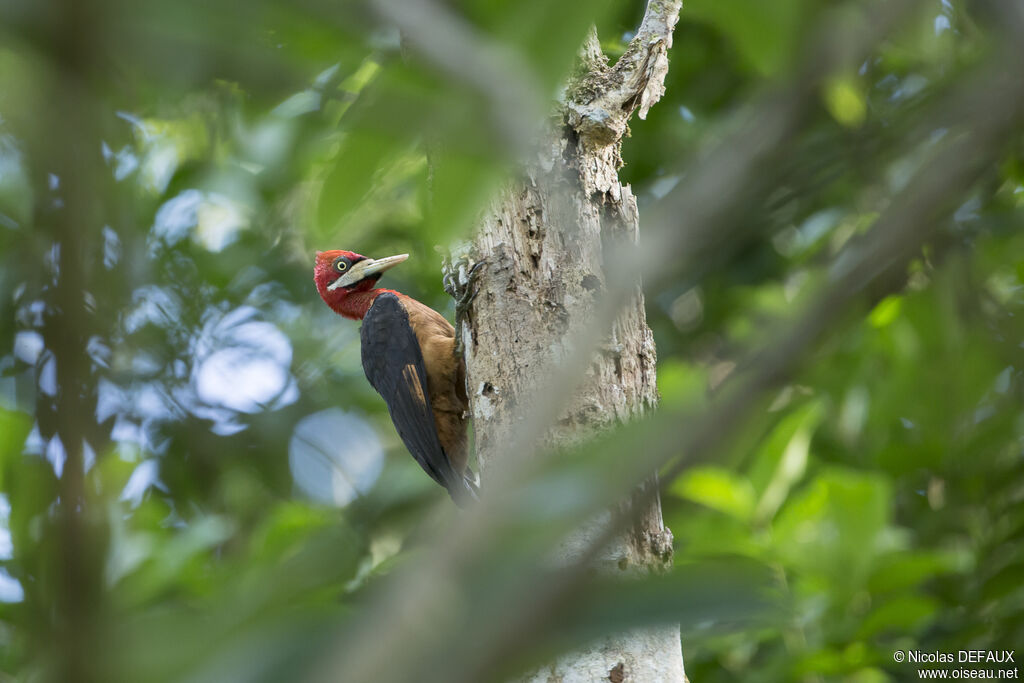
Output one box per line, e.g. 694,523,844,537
314,249,478,505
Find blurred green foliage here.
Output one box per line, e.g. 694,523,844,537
0,0,1022,681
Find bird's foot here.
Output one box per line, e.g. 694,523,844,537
444,255,487,357
454,259,486,320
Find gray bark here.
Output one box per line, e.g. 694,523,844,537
455,2,686,680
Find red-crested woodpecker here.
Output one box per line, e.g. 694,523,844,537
314,250,478,505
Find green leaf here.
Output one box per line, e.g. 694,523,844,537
773,469,892,587
856,594,941,638
672,466,756,521
868,295,902,328
657,360,709,409
315,131,410,233
823,74,867,128
867,550,969,595
749,400,824,523
0,408,31,490
538,558,779,661
425,149,504,243
684,0,810,76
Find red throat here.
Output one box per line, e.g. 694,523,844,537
320,286,399,320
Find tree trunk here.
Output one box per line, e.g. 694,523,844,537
457,3,686,680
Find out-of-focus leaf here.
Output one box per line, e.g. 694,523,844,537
0,134,32,228
315,131,411,234
425,148,505,242
773,469,891,587
672,466,755,521
867,550,969,595
856,594,941,638
749,400,823,522
0,409,30,476
499,558,779,680
823,73,867,128
657,359,709,409
684,0,810,76
868,294,902,328
115,515,234,603
465,0,612,90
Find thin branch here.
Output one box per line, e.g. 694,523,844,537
627,0,684,120
566,0,682,144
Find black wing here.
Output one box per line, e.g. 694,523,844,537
361,293,471,503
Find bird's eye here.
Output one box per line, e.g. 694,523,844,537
335,260,348,273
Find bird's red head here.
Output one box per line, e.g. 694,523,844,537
314,249,409,319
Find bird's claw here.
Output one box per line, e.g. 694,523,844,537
446,256,487,357
455,260,486,314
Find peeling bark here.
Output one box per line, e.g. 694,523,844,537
451,2,686,680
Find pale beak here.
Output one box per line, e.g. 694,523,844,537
327,253,409,291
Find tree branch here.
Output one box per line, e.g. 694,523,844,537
566,0,682,145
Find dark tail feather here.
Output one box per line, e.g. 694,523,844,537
464,468,480,498
447,467,480,508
